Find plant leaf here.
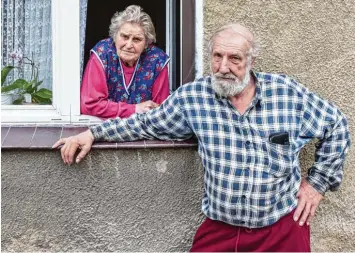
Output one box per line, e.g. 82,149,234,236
37,88,52,94
1,66,15,85
33,94,51,104
1,78,25,93
35,88,52,99
33,80,43,88
22,80,35,93
23,82,32,91
13,79,29,87
1,83,19,93
12,97,24,105
39,99,52,105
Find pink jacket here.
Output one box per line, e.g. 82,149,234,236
80,54,170,119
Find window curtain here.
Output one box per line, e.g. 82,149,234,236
1,0,52,89
80,0,88,79
1,0,88,89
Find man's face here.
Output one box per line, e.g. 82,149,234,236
211,30,252,97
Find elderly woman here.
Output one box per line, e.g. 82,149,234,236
81,5,170,119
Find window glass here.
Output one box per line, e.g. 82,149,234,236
1,0,52,105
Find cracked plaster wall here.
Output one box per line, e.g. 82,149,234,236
1,149,204,252
204,0,355,251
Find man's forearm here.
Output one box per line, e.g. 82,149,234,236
88,117,142,142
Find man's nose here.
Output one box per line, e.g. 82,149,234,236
219,57,230,74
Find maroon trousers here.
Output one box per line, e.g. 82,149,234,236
190,210,310,252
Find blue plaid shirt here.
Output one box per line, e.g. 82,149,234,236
90,72,351,228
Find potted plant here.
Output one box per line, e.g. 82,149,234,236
1,66,18,105
1,50,52,105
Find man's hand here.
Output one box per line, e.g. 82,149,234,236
52,129,95,165
294,178,324,226
135,100,159,114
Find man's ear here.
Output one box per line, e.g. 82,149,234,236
250,57,256,68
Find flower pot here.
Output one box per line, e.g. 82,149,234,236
24,93,32,103
1,93,13,105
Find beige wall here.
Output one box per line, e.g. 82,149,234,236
204,0,355,251
2,149,204,252
2,2,354,252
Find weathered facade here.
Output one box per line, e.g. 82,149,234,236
2,148,204,252
2,0,355,252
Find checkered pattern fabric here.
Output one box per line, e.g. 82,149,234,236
90,71,351,228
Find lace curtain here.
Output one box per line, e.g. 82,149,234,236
1,0,88,89
1,0,52,89
80,0,88,78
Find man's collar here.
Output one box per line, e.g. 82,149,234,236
251,70,263,103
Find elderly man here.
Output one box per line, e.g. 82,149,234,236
54,24,350,252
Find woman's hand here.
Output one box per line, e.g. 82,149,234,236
52,129,95,165
135,100,159,113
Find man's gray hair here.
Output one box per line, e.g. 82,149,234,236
109,5,156,45
208,23,259,58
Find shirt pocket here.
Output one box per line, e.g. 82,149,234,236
262,140,294,177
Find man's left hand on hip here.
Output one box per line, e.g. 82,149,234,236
294,178,324,226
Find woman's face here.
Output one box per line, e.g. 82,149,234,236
115,22,146,67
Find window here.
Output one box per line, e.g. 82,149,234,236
1,0,81,124
1,0,198,125
1,0,52,104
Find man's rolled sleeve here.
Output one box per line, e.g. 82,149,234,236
90,122,113,141
89,89,193,143
302,91,351,195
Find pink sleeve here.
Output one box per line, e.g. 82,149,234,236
80,54,136,119
151,65,170,104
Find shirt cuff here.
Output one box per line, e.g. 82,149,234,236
89,124,105,141
306,171,330,195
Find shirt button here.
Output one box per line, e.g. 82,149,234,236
245,141,251,147
241,195,246,202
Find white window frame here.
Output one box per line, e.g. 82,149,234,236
1,0,101,125
195,0,204,78
1,0,203,125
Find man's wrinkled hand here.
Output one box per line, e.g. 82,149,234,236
52,129,94,165
135,100,159,114
294,178,323,226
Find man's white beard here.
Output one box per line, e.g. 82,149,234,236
211,68,251,98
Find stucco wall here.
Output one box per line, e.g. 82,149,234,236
2,1,355,252
204,0,355,251
1,149,204,252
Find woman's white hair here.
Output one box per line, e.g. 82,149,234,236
109,5,156,45
208,23,259,59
